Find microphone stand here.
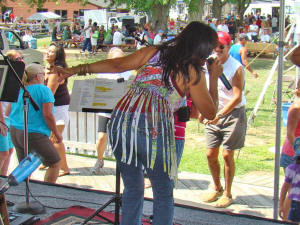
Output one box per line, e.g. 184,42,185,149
0,50,45,214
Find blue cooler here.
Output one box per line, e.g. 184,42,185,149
282,102,292,126
30,38,37,49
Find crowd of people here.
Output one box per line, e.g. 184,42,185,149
1,15,300,224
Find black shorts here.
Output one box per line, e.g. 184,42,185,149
98,115,110,133
10,126,60,166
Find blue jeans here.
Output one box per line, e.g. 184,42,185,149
109,113,174,225
82,38,91,52
288,200,300,222
175,139,185,166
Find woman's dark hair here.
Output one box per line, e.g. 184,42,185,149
157,21,218,87
49,42,67,68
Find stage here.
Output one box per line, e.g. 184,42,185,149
3,178,293,225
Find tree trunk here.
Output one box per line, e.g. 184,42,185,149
237,0,250,27
150,3,171,32
188,0,205,22
212,0,223,20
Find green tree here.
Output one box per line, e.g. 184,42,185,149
23,0,88,10
229,0,251,26
212,0,227,20
187,0,205,22
112,0,177,31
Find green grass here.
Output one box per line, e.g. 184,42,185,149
37,39,293,176
179,57,295,176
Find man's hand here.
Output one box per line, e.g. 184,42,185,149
207,57,223,79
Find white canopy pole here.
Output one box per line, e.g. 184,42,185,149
273,0,285,219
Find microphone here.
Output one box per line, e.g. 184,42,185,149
207,56,232,90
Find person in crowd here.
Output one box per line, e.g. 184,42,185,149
153,29,164,45
51,26,59,42
144,22,155,45
168,18,176,35
98,25,106,47
290,45,300,66
201,31,246,208
91,23,99,55
54,21,222,225
259,21,271,43
272,15,278,33
22,28,33,46
103,30,113,45
228,17,236,42
62,25,71,47
81,18,92,54
279,79,300,221
91,47,135,175
248,19,259,42
45,43,71,177
217,19,229,33
229,33,258,78
279,149,300,223
72,24,82,36
48,19,55,35
55,19,61,33
0,103,11,176
10,63,62,183
0,50,25,176
113,26,124,45
256,15,262,28
210,18,218,31
278,47,300,220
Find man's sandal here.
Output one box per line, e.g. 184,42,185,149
203,188,224,203
215,195,233,208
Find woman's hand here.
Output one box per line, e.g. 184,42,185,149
0,121,7,136
50,131,63,143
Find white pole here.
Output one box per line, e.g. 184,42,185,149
295,1,300,81
247,25,295,126
273,0,285,219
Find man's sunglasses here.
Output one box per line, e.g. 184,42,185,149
217,45,225,50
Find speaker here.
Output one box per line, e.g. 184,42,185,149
0,60,25,102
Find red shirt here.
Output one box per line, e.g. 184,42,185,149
174,99,192,140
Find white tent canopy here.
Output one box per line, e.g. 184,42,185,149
27,12,61,21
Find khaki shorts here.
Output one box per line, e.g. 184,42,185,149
205,106,246,150
10,126,60,166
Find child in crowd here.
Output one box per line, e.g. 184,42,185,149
91,23,99,55
279,137,300,223
279,80,300,220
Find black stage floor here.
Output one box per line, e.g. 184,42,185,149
3,180,295,225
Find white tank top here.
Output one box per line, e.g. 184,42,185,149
218,55,246,109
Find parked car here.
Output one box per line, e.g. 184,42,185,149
0,27,43,64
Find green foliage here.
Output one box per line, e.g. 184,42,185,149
23,0,88,9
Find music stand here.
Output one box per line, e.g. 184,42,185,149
0,53,44,215
78,108,121,225
81,166,121,225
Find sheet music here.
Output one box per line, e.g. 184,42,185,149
69,78,130,112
